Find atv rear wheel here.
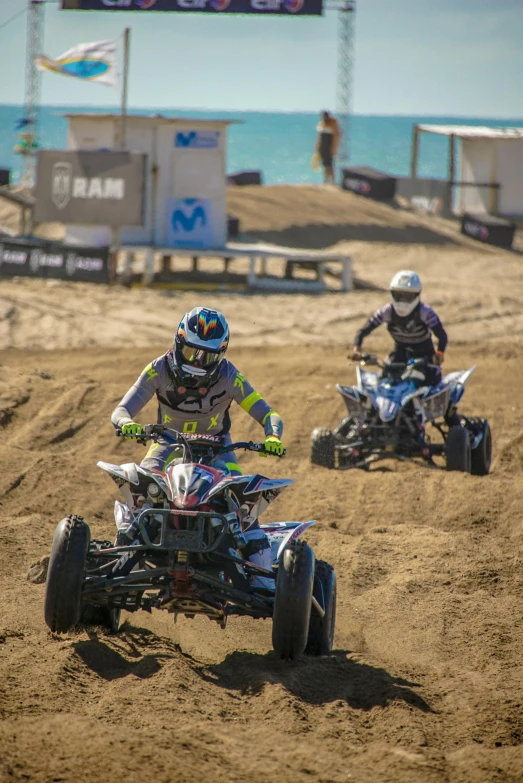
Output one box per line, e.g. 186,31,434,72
445,426,471,473
470,418,492,476
272,540,315,660
311,428,336,469
44,515,90,633
305,560,336,656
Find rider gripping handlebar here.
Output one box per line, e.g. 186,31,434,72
111,309,284,588
115,424,286,462
111,307,285,475
351,271,448,371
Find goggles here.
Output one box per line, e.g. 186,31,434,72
391,290,419,303
179,343,224,368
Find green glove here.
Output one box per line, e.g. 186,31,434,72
263,435,285,456
121,422,144,440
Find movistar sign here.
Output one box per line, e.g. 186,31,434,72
167,199,213,248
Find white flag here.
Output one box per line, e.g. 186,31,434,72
35,40,118,88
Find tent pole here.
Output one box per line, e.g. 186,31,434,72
410,125,420,179
447,133,456,216
489,144,498,214
448,133,456,184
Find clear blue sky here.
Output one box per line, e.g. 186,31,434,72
0,0,521,116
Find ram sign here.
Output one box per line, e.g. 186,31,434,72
34,150,146,226
61,0,323,15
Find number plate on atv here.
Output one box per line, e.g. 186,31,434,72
164,526,206,551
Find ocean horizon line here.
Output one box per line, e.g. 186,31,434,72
1,103,522,123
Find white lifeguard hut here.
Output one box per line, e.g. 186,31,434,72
64,112,234,249
60,111,352,293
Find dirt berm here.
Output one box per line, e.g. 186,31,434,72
1,186,523,783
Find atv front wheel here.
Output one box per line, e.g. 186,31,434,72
305,561,336,656
311,428,336,469
44,515,90,633
445,426,471,473
80,605,121,634
470,418,492,476
272,540,315,660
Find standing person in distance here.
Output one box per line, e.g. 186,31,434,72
315,110,341,185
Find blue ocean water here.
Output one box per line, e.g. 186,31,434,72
1,104,522,185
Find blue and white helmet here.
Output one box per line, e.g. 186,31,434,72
169,307,229,390
389,270,422,317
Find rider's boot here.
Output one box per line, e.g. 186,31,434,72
114,499,160,546
242,526,273,590
445,404,461,427
114,501,134,545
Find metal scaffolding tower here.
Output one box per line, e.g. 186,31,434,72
17,0,45,184
335,1,355,162
325,1,355,161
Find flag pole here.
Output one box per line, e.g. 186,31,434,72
119,27,130,150
111,28,130,285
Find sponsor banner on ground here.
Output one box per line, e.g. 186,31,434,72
460,213,516,249
166,198,213,248
340,166,397,202
34,150,146,226
0,238,109,284
61,0,323,16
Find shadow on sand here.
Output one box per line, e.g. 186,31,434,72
195,649,434,713
73,624,433,714
73,624,181,681
249,222,459,250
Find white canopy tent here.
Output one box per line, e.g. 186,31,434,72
410,124,523,217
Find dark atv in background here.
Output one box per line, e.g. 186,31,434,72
311,354,492,474
44,425,336,660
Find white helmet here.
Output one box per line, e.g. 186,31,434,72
389,270,422,317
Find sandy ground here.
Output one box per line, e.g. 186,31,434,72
1,186,523,783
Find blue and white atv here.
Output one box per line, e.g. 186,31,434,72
311,354,492,474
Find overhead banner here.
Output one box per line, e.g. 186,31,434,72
34,150,146,226
61,0,323,16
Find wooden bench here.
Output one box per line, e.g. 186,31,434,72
120,242,352,293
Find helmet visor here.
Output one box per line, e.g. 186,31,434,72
179,343,224,368
391,290,419,304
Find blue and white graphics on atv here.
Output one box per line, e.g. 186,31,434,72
310,354,492,474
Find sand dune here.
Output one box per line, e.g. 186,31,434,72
1,186,522,783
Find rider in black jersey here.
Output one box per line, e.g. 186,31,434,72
351,270,447,369
351,271,459,424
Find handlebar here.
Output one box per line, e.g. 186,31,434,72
115,424,286,459
349,353,433,373
348,352,384,368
